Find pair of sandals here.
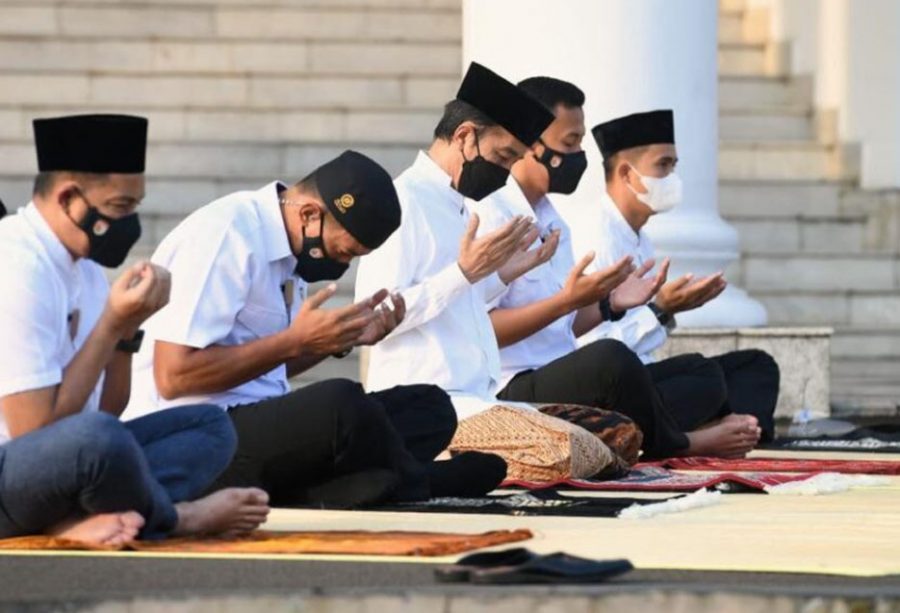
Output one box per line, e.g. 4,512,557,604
435,547,633,584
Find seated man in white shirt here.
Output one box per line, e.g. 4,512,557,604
578,109,778,445
478,78,758,458
125,150,503,507
355,62,560,420
0,114,268,547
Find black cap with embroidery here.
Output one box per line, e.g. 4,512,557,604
592,109,675,159
456,62,555,146
315,150,401,250
33,114,148,174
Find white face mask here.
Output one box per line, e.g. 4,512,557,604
626,164,683,213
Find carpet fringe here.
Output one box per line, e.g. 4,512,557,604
618,489,722,519
764,472,891,496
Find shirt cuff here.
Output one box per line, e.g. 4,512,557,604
635,304,666,336
480,272,508,305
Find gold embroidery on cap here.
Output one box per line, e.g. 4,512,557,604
335,193,355,214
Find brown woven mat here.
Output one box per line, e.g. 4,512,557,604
0,529,532,557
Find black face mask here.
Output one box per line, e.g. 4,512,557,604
294,216,350,283
537,141,588,195
456,132,510,201
74,192,142,268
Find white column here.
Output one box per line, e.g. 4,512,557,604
463,0,767,327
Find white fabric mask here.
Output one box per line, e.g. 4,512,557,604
626,164,683,213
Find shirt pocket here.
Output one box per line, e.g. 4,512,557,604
236,302,287,340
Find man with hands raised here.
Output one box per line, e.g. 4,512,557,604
0,115,268,547
478,78,700,459
125,150,485,507
579,109,780,453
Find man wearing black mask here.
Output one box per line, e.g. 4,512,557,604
125,151,506,508
0,114,269,547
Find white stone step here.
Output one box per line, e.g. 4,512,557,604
719,142,856,182
730,215,868,255
0,5,460,42
719,109,813,142
0,106,442,145
719,0,746,12
20,0,459,7
0,37,459,76
719,76,812,112
831,358,900,416
0,72,456,110
719,41,786,77
0,140,422,179
752,290,900,328
719,180,845,218
831,328,900,360
741,254,899,292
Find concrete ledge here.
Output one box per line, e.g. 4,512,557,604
655,327,832,419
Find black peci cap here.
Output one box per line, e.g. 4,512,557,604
456,62,555,146
33,114,148,174
315,150,401,250
592,109,675,159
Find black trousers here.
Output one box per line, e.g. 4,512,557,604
498,339,690,459
649,350,780,442
211,379,456,506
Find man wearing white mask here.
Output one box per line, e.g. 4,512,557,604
579,109,779,444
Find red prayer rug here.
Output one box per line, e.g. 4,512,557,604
645,456,900,475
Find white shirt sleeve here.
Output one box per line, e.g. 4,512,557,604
0,258,65,398
354,206,471,339
595,305,668,358
149,227,252,349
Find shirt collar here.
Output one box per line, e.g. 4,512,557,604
412,151,466,214
257,181,294,263
601,191,642,250
21,202,78,274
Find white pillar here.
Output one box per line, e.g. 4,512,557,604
463,0,767,327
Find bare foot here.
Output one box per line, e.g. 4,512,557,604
684,413,761,458
173,488,270,538
50,511,145,548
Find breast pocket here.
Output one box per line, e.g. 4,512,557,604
236,303,287,340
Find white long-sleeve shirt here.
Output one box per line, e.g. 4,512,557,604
354,151,508,418
574,192,668,362
477,178,578,388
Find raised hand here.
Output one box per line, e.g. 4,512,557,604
287,284,377,356
560,253,634,311
610,258,670,312
654,271,727,315
104,261,171,336
497,227,557,284
457,213,536,283
356,291,407,346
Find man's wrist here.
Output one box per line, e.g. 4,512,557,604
648,302,676,331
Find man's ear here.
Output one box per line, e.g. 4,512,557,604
54,180,80,212
297,201,323,225
453,121,477,152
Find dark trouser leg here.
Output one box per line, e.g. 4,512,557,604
646,354,730,432
497,339,689,459
368,384,457,463
0,412,177,539
124,404,237,503
211,379,425,506
712,350,780,442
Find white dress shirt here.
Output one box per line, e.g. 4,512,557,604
477,178,579,388
354,151,510,419
574,192,667,362
0,203,108,443
124,182,305,418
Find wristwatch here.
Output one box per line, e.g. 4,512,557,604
116,329,145,353
332,347,353,359
598,297,626,323
648,303,677,332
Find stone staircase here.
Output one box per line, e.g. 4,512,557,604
0,0,896,412
718,0,900,414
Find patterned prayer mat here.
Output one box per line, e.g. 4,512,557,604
502,466,812,493
0,529,532,556
649,456,900,475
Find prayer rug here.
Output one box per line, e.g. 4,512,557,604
502,465,813,493
648,456,900,475
0,529,532,556
761,425,900,454
371,490,673,517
